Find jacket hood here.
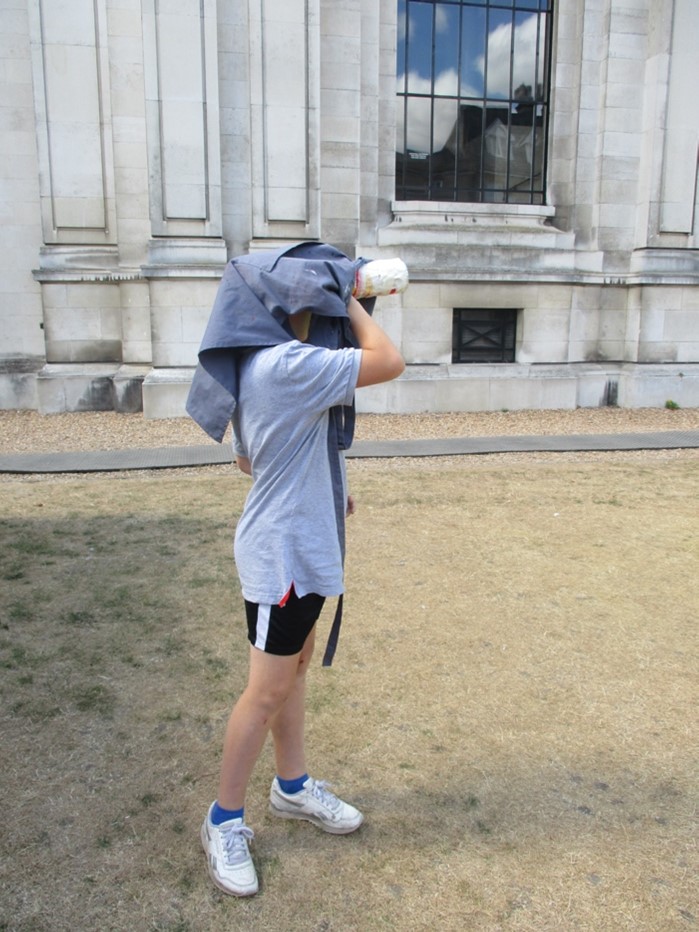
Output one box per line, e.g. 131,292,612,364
186,241,372,443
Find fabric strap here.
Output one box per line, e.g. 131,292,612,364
322,594,343,668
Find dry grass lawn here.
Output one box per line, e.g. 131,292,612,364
0,452,697,931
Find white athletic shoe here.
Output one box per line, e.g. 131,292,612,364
269,777,364,834
200,805,258,897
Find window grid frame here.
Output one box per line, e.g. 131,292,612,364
396,0,554,205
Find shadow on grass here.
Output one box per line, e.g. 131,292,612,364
0,503,254,931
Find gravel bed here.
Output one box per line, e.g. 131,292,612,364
1,407,697,455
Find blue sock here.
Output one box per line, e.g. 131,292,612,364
277,773,309,795
211,801,244,825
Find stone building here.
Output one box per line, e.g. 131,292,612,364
1,0,698,417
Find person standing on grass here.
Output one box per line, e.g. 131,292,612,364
186,243,405,897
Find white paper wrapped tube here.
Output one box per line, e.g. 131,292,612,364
353,258,409,298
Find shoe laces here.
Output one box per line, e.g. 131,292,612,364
220,822,254,866
310,780,341,812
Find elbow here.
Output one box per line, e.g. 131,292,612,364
390,350,406,380
356,347,406,388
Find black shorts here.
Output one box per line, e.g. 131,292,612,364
245,588,325,656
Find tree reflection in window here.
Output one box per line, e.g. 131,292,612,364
396,0,553,204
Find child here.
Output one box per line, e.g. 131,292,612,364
187,244,405,896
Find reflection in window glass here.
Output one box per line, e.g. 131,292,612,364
434,4,461,97
406,2,433,93
432,97,460,198
397,0,407,94
396,0,553,204
482,8,513,100
513,11,539,97
405,96,432,154
461,7,486,98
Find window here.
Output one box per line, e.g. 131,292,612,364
452,308,517,362
396,0,553,204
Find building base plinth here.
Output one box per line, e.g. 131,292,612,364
16,362,699,418
142,368,196,419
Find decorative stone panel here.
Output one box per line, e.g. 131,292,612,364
27,0,117,245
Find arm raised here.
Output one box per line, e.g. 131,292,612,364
347,296,405,388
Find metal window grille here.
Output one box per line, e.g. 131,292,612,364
396,0,553,204
452,308,517,362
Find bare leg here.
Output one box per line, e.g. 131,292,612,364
270,627,316,780
217,644,309,810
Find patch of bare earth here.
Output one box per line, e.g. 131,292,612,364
0,410,697,930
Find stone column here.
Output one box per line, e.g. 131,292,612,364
28,0,129,411
140,0,227,417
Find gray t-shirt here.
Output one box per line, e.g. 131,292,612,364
232,340,362,605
